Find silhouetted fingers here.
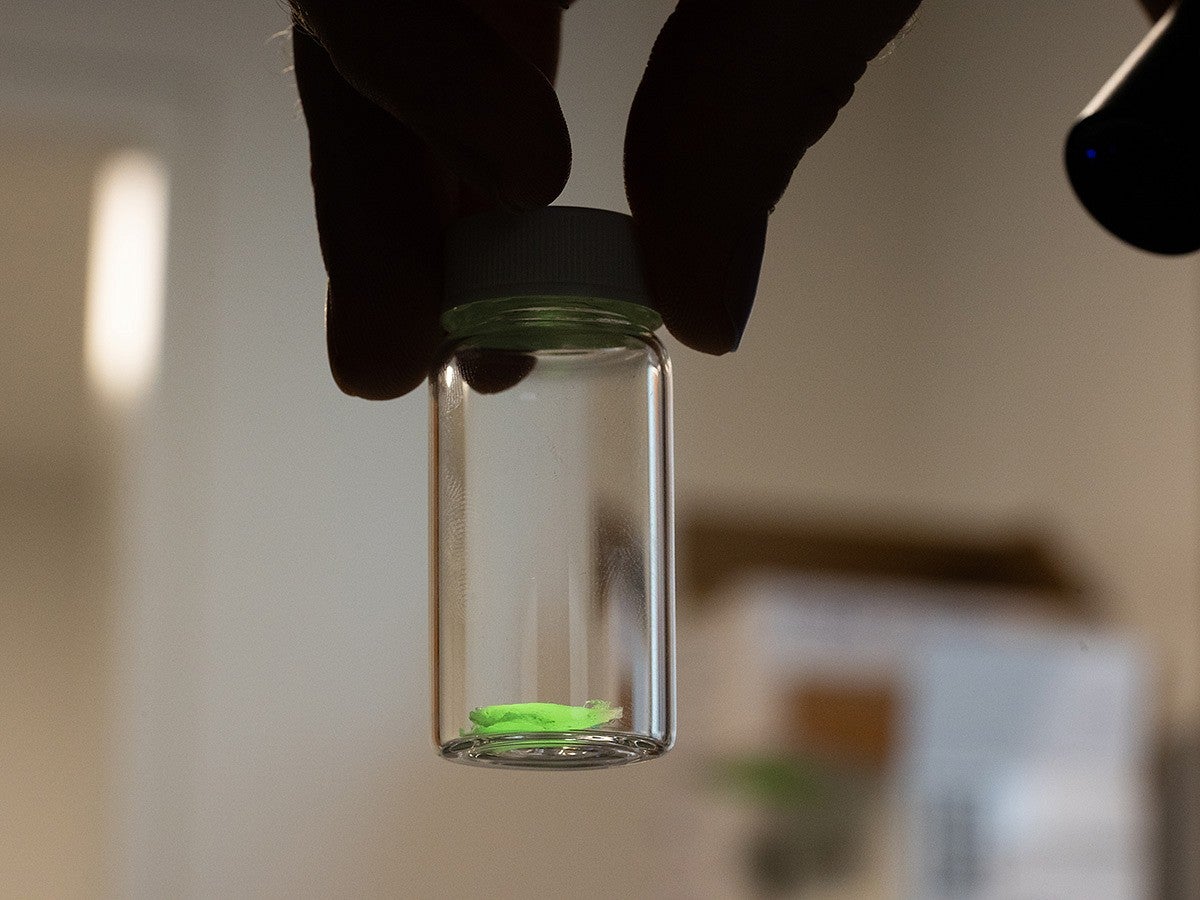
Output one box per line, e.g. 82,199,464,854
294,0,569,210
625,0,922,354
294,26,444,398
292,0,567,398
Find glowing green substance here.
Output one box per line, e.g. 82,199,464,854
464,700,622,736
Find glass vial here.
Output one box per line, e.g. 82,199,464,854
431,206,675,768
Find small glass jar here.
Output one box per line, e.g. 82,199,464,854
431,206,675,768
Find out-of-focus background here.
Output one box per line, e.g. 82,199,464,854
3,0,1198,897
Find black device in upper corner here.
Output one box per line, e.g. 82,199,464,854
1066,0,1199,255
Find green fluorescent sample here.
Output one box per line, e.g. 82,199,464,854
464,700,622,736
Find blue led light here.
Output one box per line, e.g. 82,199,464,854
1085,148,1098,159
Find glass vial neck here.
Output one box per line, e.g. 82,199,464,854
441,295,662,339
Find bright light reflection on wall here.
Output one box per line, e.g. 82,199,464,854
85,150,169,407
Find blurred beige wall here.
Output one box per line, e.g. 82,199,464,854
2,0,1197,897
0,131,115,895
671,0,1200,732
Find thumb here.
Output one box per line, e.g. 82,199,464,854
625,0,921,354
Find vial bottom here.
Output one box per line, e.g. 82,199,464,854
440,731,668,769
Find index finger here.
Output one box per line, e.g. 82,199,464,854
291,0,569,398
294,0,570,210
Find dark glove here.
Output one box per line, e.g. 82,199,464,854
291,0,921,398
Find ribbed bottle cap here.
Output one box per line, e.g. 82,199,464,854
443,206,653,311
